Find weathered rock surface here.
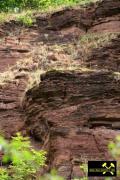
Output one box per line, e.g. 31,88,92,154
0,40,31,72
0,79,27,138
89,0,120,33
36,0,120,34
86,35,120,71
23,70,120,179
0,32,33,137
34,0,120,46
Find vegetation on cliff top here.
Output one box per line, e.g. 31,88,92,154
0,0,98,11
0,0,98,25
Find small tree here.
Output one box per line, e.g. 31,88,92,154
0,132,46,180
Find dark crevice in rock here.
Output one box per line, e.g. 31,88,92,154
88,117,120,130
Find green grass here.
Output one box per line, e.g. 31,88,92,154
0,0,99,12
16,11,35,26
0,10,34,25
0,0,99,24
59,32,118,64
0,12,12,23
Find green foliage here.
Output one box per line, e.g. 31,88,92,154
0,133,118,180
0,0,98,12
17,15,33,26
79,164,88,180
0,13,8,23
41,169,65,180
108,135,120,176
16,10,35,26
0,168,10,180
0,133,46,180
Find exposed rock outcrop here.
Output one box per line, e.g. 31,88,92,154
86,35,120,72
89,0,120,33
23,70,120,179
0,79,27,138
36,0,120,33
0,0,119,179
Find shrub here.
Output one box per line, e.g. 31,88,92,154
17,15,34,26
0,133,46,180
16,10,35,26
41,169,65,180
108,135,120,176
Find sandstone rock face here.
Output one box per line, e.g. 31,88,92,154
0,0,119,179
35,0,120,47
89,0,120,33
0,41,31,72
0,79,27,138
23,1,120,178
0,33,32,137
36,0,120,33
86,35,120,71
23,70,120,179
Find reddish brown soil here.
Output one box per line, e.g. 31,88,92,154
0,0,120,179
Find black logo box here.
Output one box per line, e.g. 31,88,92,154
88,161,117,177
